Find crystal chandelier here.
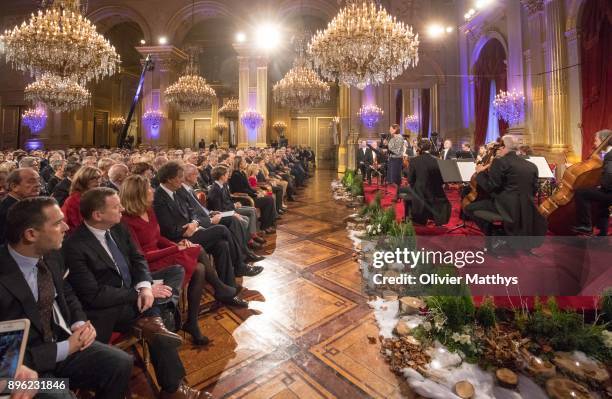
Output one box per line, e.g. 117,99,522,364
143,109,165,129
273,30,330,110
22,106,48,133
165,56,216,112
0,0,120,85
308,0,419,90
492,89,525,125
24,73,91,112
240,109,264,130
404,114,419,133
214,122,227,133
218,98,239,119
110,116,126,132
358,104,384,128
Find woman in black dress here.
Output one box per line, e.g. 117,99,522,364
229,156,277,233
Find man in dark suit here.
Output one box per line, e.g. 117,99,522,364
0,197,132,398
573,129,612,236
441,139,456,160
154,162,262,294
63,188,209,399
465,135,547,248
51,162,81,207
46,159,66,194
404,140,451,226
0,168,42,244
458,143,476,159
356,140,374,184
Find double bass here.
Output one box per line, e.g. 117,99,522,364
461,140,503,210
538,134,612,235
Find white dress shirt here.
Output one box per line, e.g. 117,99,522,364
84,222,151,291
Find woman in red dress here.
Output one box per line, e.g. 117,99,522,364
61,166,102,234
119,175,213,345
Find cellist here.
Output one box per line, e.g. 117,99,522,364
572,129,612,236
464,135,547,248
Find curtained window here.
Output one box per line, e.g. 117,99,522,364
485,80,500,144
580,0,612,159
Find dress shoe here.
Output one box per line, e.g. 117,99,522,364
264,227,276,234
243,265,264,277
248,240,262,250
218,296,249,308
572,225,592,234
245,252,265,263
278,209,285,214
133,316,183,347
160,382,212,399
252,235,266,244
181,321,210,346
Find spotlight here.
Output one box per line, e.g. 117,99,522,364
255,23,281,50
464,12,471,19
158,36,168,45
475,0,492,10
235,32,246,43
427,24,445,38
140,39,146,45
446,26,453,33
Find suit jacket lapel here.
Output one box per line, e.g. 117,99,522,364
78,226,121,276
0,248,44,334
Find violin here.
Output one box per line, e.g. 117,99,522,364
539,134,612,235
461,140,503,210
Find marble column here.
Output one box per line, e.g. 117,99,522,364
543,0,570,153
337,85,350,173
564,27,582,157
255,56,268,148
237,54,249,148
522,0,547,147
506,0,526,139
136,46,187,148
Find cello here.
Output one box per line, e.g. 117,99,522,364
538,134,612,235
461,140,503,210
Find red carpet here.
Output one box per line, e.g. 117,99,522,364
362,181,607,310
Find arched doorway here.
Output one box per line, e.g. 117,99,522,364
473,38,507,146
580,0,612,159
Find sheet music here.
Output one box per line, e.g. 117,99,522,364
526,156,555,179
457,161,477,182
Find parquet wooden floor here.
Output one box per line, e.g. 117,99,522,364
130,170,413,399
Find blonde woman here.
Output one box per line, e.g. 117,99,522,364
61,166,102,233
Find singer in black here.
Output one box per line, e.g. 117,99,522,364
386,124,404,199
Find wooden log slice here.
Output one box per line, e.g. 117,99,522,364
496,368,518,389
545,377,593,399
454,380,475,399
553,352,610,384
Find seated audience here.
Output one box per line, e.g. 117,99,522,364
0,197,133,398
121,175,238,344
0,168,42,244
51,161,81,207
62,188,209,398
105,163,129,191
229,157,277,232
61,166,102,234
46,158,66,194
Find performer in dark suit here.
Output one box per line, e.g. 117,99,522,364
464,135,547,247
356,140,374,184
573,129,612,236
63,188,210,398
405,140,451,225
386,124,405,199
0,197,132,399
441,139,456,160
457,143,476,159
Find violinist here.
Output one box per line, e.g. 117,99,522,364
572,129,612,236
464,135,546,244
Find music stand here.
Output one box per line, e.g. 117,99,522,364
526,156,555,204
437,159,480,233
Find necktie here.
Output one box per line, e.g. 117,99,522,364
37,259,55,342
104,231,132,287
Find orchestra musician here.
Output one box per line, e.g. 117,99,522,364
441,139,456,160
404,139,451,226
356,140,373,184
367,141,386,185
572,129,612,236
464,135,547,248
386,124,405,200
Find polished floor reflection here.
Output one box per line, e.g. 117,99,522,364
130,170,414,399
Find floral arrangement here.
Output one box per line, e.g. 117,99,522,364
273,121,287,136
